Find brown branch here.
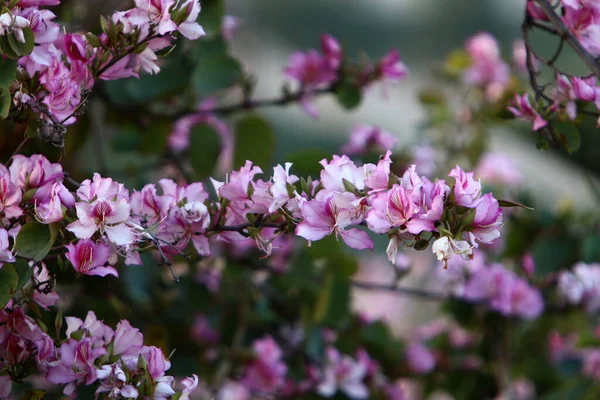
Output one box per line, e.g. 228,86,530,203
351,280,448,301
535,0,600,79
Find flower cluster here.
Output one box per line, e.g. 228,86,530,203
0,304,197,398
0,151,506,280
1,0,205,126
558,262,600,313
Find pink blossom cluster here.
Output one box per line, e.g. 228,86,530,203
437,251,544,319
0,153,506,277
284,34,407,117
218,336,404,399
462,32,511,102
405,319,480,374
0,305,197,398
510,1,600,128
558,262,600,312
4,0,204,124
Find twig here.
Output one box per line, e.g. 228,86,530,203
535,0,600,79
351,280,448,301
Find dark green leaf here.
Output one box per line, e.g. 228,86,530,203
555,121,581,154
15,223,57,262
196,0,224,36
0,264,18,308
498,199,534,211
233,114,275,171
0,88,11,119
13,259,33,291
314,271,350,328
325,252,358,277
287,148,331,178
0,57,17,87
188,123,221,178
192,54,241,97
0,35,19,59
582,234,600,263
532,235,578,278
335,81,362,110
8,28,35,56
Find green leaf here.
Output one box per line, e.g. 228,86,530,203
314,271,350,328
13,259,33,291
335,81,362,110
0,264,18,308
233,114,275,171
196,0,224,36
192,54,241,97
0,88,11,119
188,123,222,179
555,121,581,154
325,252,358,277
0,57,17,87
15,223,57,262
7,29,35,57
498,199,534,211
287,148,331,178
532,235,578,278
582,234,600,263
0,35,19,59
104,55,192,105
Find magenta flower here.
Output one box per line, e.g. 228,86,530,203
46,337,107,386
475,152,524,187
285,50,337,88
317,347,369,399
449,165,482,207
405,342,436,374
67,174,134,246
113,320,144,356
65,239,116,277
377,49,408,83
507,93,548,131
471,193,503,244
321,33,342,70
341,124,398,155
243,336,287,393
296,192,373,251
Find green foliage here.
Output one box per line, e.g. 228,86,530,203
188,123,222,178
15,222,58,262
335,80,362,110
555,122,582,154
0,264,18,308
532,234,578,278
0,57,17,87
233,114,276,170
191,37,242,98
287,148,332,178
581,234,600,263
196,0,224,36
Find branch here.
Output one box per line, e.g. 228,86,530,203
169,84,337,120
351,280,448,301
535,0,600,79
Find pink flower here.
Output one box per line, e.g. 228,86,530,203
179,375,199,400
573,76,597,102
0,229,15,267
176,0,206,40
243,336,287,393
268,163,299,213
296,192,373,251
558,262,600,312
364,150,393,192
463,33,510,100
320,154,367,192
377,49,408,83
217,380,250,400
449,165,482,207
67,174,134,246
46,337,107,386
470,193,503,244
321,33,342,70
285,50,337,88
113,320,144,356
96,364,139,399
221,15,240,41
64,34,92,63
405,342,436,374
475,153,524,187
65,239,116,277
31,262,59,310
141,346,171,379
341,124,398,155
508,93,548,131
317,347,369,399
